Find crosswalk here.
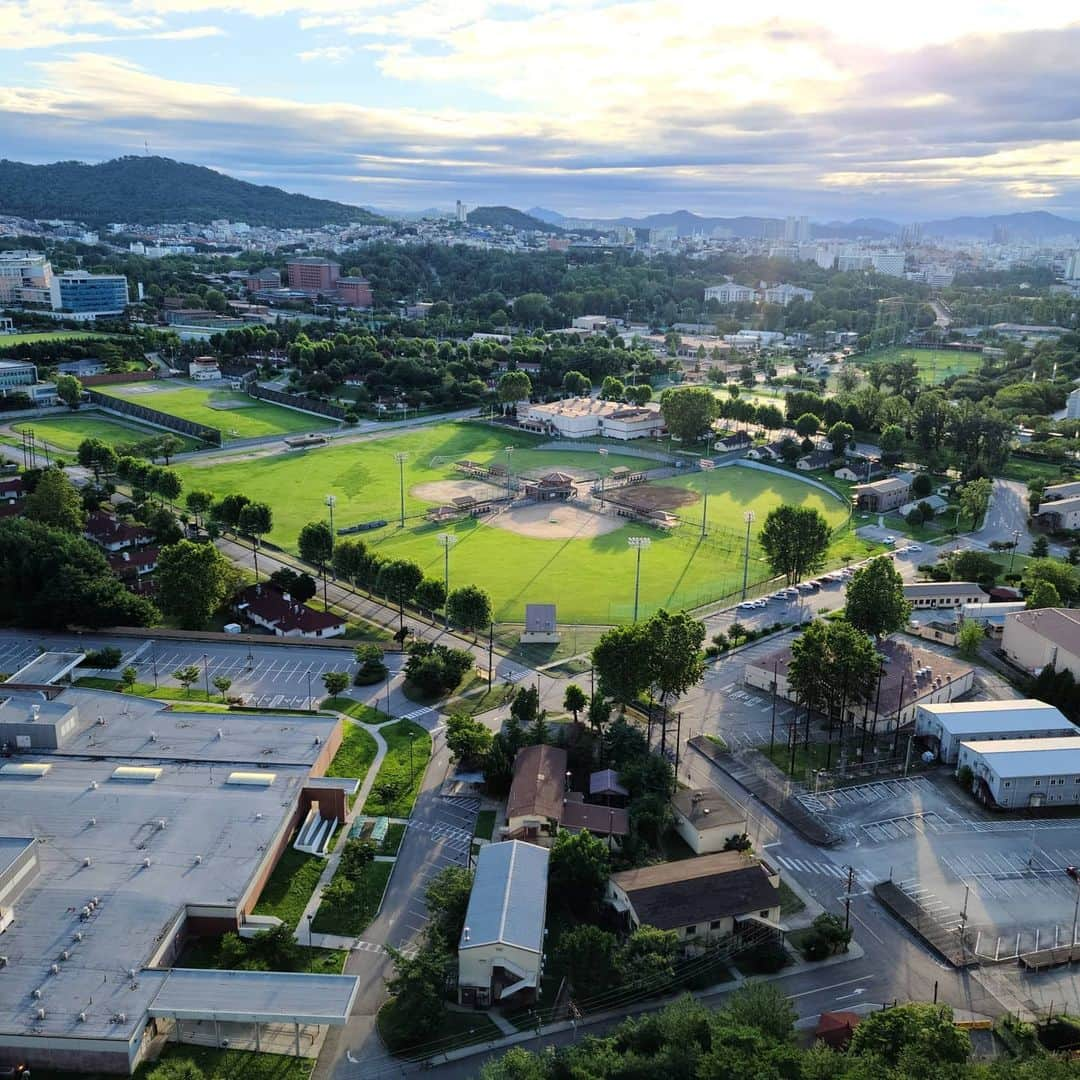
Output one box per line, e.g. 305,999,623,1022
351,940,418,958
398,705,435,721
772,854,875,884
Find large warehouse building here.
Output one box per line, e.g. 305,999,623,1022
1002,607,1080,679
0,677,360,1074
957,737,1080,809
915,699,1077,763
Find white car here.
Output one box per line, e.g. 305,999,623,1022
908,543,922,553
884,535,896,545
737,600,757,610
754,598,768,608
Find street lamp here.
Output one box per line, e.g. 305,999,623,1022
306,670,312,712
395,452,408,527
741,510,756,600
437,533,457,630
202,653,210,702
627,536,651,622
325,494,336,553
1009,529,1021,575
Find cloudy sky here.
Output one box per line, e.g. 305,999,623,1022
2,1,1079,219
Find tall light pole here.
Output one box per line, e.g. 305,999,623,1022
597,446,608,506
741,510,755,600
437,533,457,629
628,536,651,622
202,653,210,702
504,446,514,498
325,494,336,554
1009,529,1021,575
395,452,408,527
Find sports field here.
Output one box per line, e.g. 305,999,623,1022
0,330,113,347
177,422,872,623
100,380,329,440
11,412,200,453
860,346,983,385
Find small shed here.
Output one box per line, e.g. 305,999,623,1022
522,603,559,643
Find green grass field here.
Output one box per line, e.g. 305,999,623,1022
860,346,983,385
175,422,870,623
100,380,331,440
12,412,200,453
0,330,113,347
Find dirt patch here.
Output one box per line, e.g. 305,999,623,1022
413,479,506,504
487,502,623,540
207,398,259,410
604,482,698,514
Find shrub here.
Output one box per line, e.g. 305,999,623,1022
84,646,123,669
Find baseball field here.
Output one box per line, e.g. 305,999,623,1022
859,346,983,385
177,422,868,623
11,413,200,453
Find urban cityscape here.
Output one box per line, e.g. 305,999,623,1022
2,4,1080,1080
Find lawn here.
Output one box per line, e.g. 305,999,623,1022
321,696,388,726
175,422,871,623
140,1045,314,1080
473,809,496,840
75,675,228,706
100,379,330,440
0,330,114,346
860,346,984,385
362,720,432,817
323,722,379,802
1002,456,1072,485
177,934,345,976
377,999,502,1056
12,412,200,453
310,859,393,936
252,845,326,926
778,880,806,918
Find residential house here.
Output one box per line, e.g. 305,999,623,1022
670,789,748,856
854,476,911,512
746,440,788,463
458,840,549,1007
607,852,781,946
83,511,154,553
715,431,751,452
796,449,833,472
235,583,346,639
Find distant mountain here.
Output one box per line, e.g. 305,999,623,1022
921,211,1080,240
526,206,566,225
467,205,563,233
817,218,899,239
0,156,379,228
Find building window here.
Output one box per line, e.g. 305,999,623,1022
709,920,723,931
1034,780,1041,786
1004,781,1011,788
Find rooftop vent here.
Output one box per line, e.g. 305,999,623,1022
110,766,161,782
82,857,91,868
78,1012,86,1023
227,771,276,787
35,1007,45,1020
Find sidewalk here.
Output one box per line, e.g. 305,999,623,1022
292,716,388,947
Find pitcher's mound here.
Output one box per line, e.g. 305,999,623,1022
489,502,622,540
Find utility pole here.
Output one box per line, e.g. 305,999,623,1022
395,452,407,527
741,510,755,600
325,494,336,552
844,865,854,930
769,659,778,758
504,446,514,498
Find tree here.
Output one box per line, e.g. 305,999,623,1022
339,837,376,881
211,492,250,531
1023,558,1080,604
562,369,590,396
77,438,117,481
957,619,985,658
269,567,317,603
353,642,388,685
563,683,587,723
1031,535,1050,558
554,924,619,995
377,558,424,630
237,501,273,583
157,435,182,465
172,664,200,695
147,506,182,545
849,1002,970,1068
212,674,232,701
599,375,625,400
55,373,82,409
958,476,992,530
911,471,934,498
592,623,651,708
759,505,831,584
1026,579,1062,610
497,370,531,412
446,584,492,633
24,468,86,532
184,489,213,529
404,640,473,696
947,548,999,585
120,665,137,692
322,670,350,696
826,420,853,457
414,577,447,614
794,412,820,438
298,520,334,611
844,556,911,638
615,926,679,985
659,385,718,444
879,423,905,460
549,829,611,917
156,540,239,629
424,865,474,951
383,944,450,1047
722,981,797,1042
645,610,706,708
445,713,493,770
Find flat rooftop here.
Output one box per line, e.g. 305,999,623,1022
959,737,1080,778
0,756,307,1042
6,651,84,686
30,687,338,767
918,700,1076,735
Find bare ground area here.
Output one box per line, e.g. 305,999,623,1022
486,501,623,539
604,482,698,513
412,478,507,504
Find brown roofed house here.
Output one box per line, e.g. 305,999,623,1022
671,788,749,855
507,744,567,840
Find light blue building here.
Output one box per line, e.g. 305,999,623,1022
49,270,129,316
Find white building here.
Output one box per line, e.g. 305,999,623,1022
960,601,1025,635
1002,608,1080,679
761,284,814,306
572,315,610,333
902,582,986,610
705,283,757,304
188,357,222,381
1066,387,1080,421
872,252,906,277
916,699,1077,764
957,737,1080,808
457,840,549,1007
0,250,53,305
517,397,665,441
670,789,748,855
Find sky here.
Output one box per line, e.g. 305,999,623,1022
2,1,1080,220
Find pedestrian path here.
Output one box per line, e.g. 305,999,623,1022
772,854,874,884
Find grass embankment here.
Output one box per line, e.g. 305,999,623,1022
361,720,432,816
13,414,201,453
177,935,346,977
310,860,394,937
377,999,502,1057
252,847,326,926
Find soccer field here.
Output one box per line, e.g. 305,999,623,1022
100,381,330,440
177,423,870,623
860,346,983,385
0,331,113,347
12,413,200,453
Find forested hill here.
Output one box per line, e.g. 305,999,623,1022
0,157,379,228
467,206,563,233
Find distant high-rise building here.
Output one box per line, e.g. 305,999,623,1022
286,257,341,294
0,250,53,305
901,223,923,247
49,270,129,316
871,252,906,277
456,200,468,223
992,224,1009,245
784,215,811,244
1065,251,1080,280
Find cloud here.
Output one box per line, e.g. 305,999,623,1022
298,44,352,61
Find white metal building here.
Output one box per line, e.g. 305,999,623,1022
458,840,549,1007
903,582,986,609
916,699,1077,764
956,737,1080,808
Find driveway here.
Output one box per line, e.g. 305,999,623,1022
972,478,1038,553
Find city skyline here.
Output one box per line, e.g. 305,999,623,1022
2,2,1079,219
